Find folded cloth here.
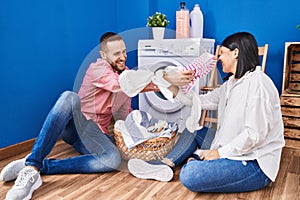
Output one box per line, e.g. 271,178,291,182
114,110,178,149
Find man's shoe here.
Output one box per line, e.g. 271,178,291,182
0,155,28,182
128,159,173,182
5,167,42,200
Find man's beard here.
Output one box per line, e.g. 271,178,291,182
106,58,125,74
111,64,125,74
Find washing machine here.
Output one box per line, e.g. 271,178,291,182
138,38,215,130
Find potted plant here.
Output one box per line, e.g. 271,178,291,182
147,12,169,40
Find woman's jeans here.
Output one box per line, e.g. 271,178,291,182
179,129,272,193
150,126,215,166
153,126,271,192
25,91,121,174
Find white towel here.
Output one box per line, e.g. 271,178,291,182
118,69,153,97
119,68,174,102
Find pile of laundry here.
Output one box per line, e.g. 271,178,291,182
114,110,178,149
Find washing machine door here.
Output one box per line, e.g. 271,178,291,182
143,58,186,114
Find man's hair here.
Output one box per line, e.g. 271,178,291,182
221,32,260,79
100,32,123,52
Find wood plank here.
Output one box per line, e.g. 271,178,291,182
281,93,300,98
0,138,35,161
289,44,300,52
290,73,300,82
292,53,300,62
281,173,299,200
288,83,300,92
291,63,300,71
282,116,300,128
284,128,300,140
281,107,300,118
288,153,300,174
284,138,300,149
280,95,300,106
269,146,290,198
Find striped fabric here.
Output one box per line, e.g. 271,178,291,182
181,53,217,94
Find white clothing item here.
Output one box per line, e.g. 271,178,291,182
114,110,177,149
193,66,285,181
115,120,135,148
175,89,203,132
151,69,174,102
185,90,203,131
119,69,174,102
118,69,153,97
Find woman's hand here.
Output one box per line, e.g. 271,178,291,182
199,149,220,161
163,70,194,87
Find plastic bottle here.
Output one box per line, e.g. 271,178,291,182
190,4,204,38
176,2,189,39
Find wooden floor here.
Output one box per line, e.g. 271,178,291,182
0,139,299,200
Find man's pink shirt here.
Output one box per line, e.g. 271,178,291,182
78,59,132,134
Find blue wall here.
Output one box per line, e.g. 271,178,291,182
1,0,299,148
0,0,119,148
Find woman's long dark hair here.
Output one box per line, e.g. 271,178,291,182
221,32,260,79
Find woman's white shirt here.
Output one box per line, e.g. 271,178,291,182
194,66,284,181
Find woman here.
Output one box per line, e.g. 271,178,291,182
175,32,285,192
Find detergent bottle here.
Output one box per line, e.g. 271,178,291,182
176,2,189,38
190,4,204,38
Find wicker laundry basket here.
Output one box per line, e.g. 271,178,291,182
114,129,178,161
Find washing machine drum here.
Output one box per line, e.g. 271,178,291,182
145,91,184,113
143,60,186,114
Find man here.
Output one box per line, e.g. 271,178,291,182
0,32,169,200
78,32,132,137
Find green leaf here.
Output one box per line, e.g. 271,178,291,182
147,11,169,27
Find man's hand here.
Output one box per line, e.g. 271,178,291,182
163,70,194,87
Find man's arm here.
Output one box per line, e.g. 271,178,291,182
140,82,160,93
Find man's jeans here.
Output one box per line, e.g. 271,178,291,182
25,91,121,174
